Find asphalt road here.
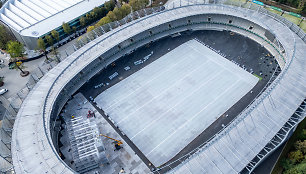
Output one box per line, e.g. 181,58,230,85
79,30,279,172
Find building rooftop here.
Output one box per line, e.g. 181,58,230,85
10,3,306,174
0,0,106,37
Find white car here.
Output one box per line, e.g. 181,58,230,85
0,89,8,95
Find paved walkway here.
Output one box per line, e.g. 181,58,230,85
0,34,78,99
0,53,44,98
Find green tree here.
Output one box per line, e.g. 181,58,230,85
284,161,306,174
85,13,92,23
298,129,306,140
119,0,129,4
140,0,149,8
129,0,138,11
0,25,14,50
113,7,123,20
80,16,86,27
100,7,108,17
45,35,53,47
295,140,306,154
37,38,45,51
288,150,304,163
51,30,60,43
302,4,306,14
93,7,104,19
6,41,23,58
37,38,49,60
104,0,115,11
72,26,77,34
90,11,96,20
129,0,149,11
129,0,143,11
107,11,117,21
281,158,295,170
62,22,71,35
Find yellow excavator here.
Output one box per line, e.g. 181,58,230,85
98,134,123,151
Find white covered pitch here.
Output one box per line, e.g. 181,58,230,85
95,39,259,166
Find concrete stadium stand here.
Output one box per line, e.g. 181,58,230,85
11,3,306,174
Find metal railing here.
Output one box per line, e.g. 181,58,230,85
0,57,61,173
153,0,306,173
43,2,295,173
2,0,306,173
74,6,165,49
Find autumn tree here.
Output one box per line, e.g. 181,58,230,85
95,16,112,27
80,16,86,27
129,0,149,11
45,35,53,47
288,150,304,163
62,22,71,35
294,140,306,154
87,26,95,33
51,30,60,43
37,38,49,60
14,61,29,76
113,7,124,20
72,26,77,34
121,4,132,16
107,11,117,21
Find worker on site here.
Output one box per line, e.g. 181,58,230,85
119,168,125,173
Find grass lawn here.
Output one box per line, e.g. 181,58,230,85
300,21,306,32
265,7,282,15
253,73,263,81
271,118,306,174
282,13,301,25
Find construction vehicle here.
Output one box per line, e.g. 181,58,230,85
98,134,123,151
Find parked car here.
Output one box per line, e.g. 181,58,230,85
0,88,8,95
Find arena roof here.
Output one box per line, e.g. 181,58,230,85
0,0,107,37
11,2,306,174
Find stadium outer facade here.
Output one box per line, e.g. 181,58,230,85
11,1,306,174
0,0,107,50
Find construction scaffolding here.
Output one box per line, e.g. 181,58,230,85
64,115,108,173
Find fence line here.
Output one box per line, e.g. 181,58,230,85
1,0,305,173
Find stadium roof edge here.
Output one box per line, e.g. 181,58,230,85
0,0,107,37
